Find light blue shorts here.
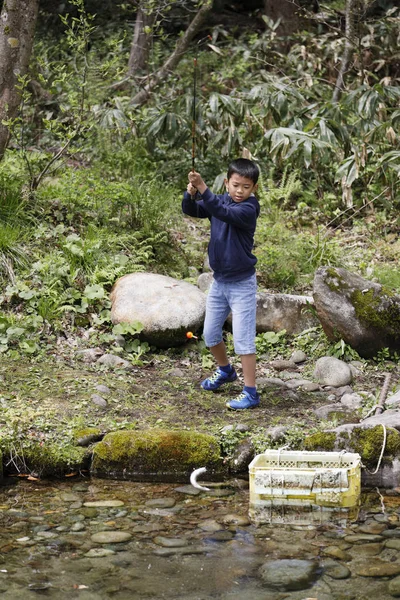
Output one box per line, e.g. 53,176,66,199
203,274,257,355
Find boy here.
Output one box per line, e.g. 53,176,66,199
182,158,260,410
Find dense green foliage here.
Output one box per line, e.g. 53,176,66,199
0,1,399,359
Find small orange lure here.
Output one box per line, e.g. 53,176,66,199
186,331,198,340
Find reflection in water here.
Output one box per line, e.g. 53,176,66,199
0,477,398,599
249,499,359,526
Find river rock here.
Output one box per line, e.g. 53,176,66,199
96,354,133,370
323,561,351,580
83,500,125,508
91,394,108,407
258,558,319,591
355,560,400,577
145,498,176,508
290,350,307,363
386,539,400,550
229,438,254,475
313,356,352,387
153,536,188,547
389,575,400,597
91,531,132,544
313,266,400,358
110,273,206,347
85,548,115,558
95,384,111,395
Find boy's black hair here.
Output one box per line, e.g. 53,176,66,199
227,158,259,184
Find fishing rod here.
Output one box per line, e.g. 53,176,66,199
192,57,197,173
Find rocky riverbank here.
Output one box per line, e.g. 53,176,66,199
1,336,399,484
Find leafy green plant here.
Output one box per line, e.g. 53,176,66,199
256,330,287,356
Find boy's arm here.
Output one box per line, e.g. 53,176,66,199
200,187,258,230
182,189,210,219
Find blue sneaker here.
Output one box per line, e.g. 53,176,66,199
226,390,260,410
201,367,237,391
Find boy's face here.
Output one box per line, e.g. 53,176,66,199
225,173,257,203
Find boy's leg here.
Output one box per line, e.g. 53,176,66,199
226,275,259,409
201,279,237,391
240,353,256,387
209,341,230,367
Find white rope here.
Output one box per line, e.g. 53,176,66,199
361,424,387,475
362,404,381,420
276,444,290,467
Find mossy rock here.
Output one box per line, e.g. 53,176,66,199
305,426,400,470
91,429,225,482
313,266,400,358
3,442,90,478
0,449,3,483
304,432,337,452
339,426,400,469
73,427,104,447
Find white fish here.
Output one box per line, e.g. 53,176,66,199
190,467,210,491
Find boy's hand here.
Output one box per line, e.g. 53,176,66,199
188,171,207,194
187,183,197,196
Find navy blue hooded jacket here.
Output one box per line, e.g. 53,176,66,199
182,187,260,283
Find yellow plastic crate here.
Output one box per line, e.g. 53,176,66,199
249,450,361,509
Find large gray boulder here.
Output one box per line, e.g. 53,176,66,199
255,292,318,335
313,266,400,358
111,273,206,347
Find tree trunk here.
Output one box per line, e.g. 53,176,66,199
332,0,358,103
131,0,213,106
128,6,155,77
263,0,304,35
0,0,40,160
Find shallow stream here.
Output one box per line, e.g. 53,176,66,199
1,476,400,599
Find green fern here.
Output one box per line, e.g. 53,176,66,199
258,168,303,207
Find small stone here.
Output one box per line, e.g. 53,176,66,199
96,354,133,370
324,562,351,580
357,522,387,535
145,498,176,508
95,384,111,395
270,360,298,372
235,423,249,433
351,542,382,556
60,493,81,502
220,514,251,526
153,536,188,548
302,382,320,392
168,368,185,377
355,560,400,577
267,425,289,442
208,530,234,541
76,348,103,363
198,519,222,533
344,534,384,543
258,559,319,591
322,546,352,561
389,575,400,597
173,485,201,496
85,548,115,558
91,531,132,544
83,501,125,508
91,394,107,408
290,350,307,364
153,546,207,556
382,529,400,539
285,378,314,390
340,393,363,409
